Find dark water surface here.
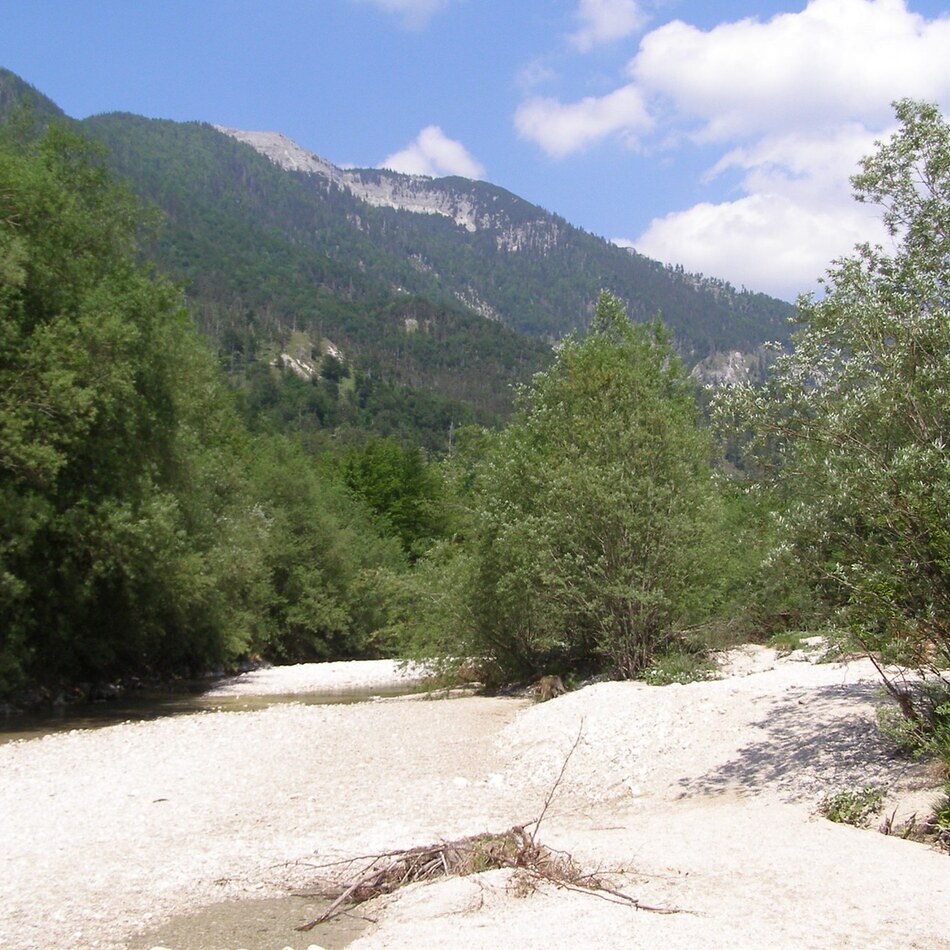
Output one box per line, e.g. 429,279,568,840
0,682,419,745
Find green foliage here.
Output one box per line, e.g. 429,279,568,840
244,436,405,661
409,293,721,680
0,125,262,689
766,631,812,654
716,100,950,711
934,787,950,833
0,124,409,697
639,644,716,686
340,437,448,558
696,482,818,646
818,787,885,827
877,680,950,767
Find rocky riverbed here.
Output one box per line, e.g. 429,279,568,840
1,650,947,949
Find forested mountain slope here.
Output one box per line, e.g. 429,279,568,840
215,124,794,353
80,113,551,426
0,67,794,447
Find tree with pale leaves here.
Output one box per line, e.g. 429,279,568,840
717,100,950,720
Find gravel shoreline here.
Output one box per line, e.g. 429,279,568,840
1,651,948,949
203,659,426,697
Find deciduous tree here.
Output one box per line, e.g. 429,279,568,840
717,100,950,707
445,292,718,679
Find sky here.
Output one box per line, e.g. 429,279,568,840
3,0,950,301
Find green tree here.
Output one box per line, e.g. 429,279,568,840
0,125,272,692
717,100,950,711
340,437,448,558
422,292,719,680
246,435,406,661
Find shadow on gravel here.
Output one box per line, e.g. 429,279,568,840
678,681,913,802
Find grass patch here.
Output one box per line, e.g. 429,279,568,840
818,786,885,827
640,646,716,686
766,629,846,663
767,630,811,654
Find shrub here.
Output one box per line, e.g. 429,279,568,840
819,787,885,827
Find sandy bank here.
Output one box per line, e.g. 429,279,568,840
204,659,425,697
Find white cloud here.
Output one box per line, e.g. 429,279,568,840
630,193,886,301
522,0,950,156
708,124,882,207
518,0,950,297
514,85,651,156
380,126,486,179
352,0,450,30
515,58,558,94
630,0,950,140
570,0,646,51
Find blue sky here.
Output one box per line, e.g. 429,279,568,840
3,0,950,300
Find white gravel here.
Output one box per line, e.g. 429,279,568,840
1,648,947,950
203,660,425,697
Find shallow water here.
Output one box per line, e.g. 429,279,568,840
128,894,371,950
0,683,418,745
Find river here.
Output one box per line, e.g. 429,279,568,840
0,681,420,745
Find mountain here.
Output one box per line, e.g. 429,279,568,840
212,125,793,355
0,68,794,448
0,68,65,129
78,111,553,437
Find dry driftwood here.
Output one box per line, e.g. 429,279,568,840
294,724,683,931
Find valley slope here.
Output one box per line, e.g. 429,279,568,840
1,67,795,447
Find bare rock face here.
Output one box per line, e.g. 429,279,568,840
213,126,560,247
214,127,340,179
690,349,761,387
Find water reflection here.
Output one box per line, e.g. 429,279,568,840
0,683,418,745
128,894,370,950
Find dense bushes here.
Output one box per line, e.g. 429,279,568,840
717,100,950,718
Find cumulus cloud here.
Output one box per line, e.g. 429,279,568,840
519,0,950,297
380,126,486,179
352,0,450,30
630,0,950,140
569,0,646,51
521,0,950,155
515,85,651,156
630,193,886,301
707,125,880,198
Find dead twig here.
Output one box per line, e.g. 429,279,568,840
525,720,585,841
295,722,687,931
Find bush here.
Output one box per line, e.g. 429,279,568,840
639,645,716,686
716,100,950,720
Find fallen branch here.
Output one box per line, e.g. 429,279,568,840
295,722,686,931
525,720,585,839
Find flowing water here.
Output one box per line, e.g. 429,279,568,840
0,682,419,745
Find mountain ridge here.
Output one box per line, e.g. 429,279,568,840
215,126,494,232
0,67,795,447
205,120,793,355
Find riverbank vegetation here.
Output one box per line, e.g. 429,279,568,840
0,124,406,696
1,101,948,801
